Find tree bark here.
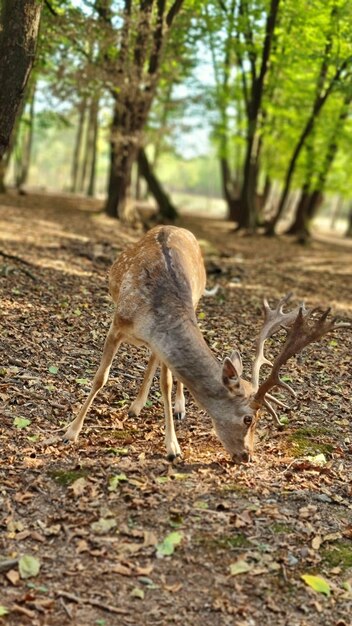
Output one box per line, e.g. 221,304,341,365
15,82,36,189
103,0,184,220
0,0,42,159
137,148,178,221
71,95,87,193
87,96,99,197
220,157,241,222
345,206,352,238
105,100,146,219
237,0,280,231
285,186,310,237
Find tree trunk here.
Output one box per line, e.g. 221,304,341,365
0,0,42,159
105,106,140,219
16,82,36,189
137,148,178,221
71,95,87,193
0,96,27,193
87,96,100,197
237,0,280,231
105,96,151,220
220,157,241,222
345,206,352,238
238,132,259,230
285,182,310,236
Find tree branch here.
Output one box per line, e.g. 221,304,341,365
44,0,58,17
166,0,184,27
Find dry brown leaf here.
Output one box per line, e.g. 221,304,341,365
6,569,20,585
70,477,87,496
312,535,322,550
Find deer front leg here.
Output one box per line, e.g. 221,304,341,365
160,363,181,461
174,381,186,420
128,353,159,417
63,321,122,442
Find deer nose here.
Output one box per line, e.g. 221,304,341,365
232,450,250,464
241,450,250,463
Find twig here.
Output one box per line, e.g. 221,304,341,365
12,604,36,618
59,596,73,620
0,558,18,573
0,250,39,281
0,250,35,267
280,457,306,474
56,590,129,615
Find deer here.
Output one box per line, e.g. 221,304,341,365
63,225,347,463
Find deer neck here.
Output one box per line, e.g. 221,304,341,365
148,313,226,405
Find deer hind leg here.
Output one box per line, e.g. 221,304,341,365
160,363,181,461
174,381,186,420
63,321,122,443
128,353,159,417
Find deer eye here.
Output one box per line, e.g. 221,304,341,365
243,415,252,426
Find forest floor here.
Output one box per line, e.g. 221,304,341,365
0,191,351,626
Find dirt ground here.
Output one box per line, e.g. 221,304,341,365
0,192,351,626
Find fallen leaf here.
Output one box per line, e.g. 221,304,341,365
312,536,322,550
156,531,183,558
301,574,331,596
0,606,8,617
90,517,117,535
108,473,128,491
6,569,19,585
70,477,87,496
143,530,158,547
111,563,133,576
306,454,327,466
229,560,252,576
130,587,144,599
18,555,41,579
13,417,31,429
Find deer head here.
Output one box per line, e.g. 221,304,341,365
221,294,349,463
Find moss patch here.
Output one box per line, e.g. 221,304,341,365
321,541,352,570
110,429,139,440
194,531,251,552
271,522,292,534
49,468,90,486
287,427,334,458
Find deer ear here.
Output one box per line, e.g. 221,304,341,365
230,349,243,377
222,356,241,391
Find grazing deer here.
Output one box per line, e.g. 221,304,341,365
64,226,347,462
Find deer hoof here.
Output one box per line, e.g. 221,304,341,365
166,452,181,463
175,411,186,421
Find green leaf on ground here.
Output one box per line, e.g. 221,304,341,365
130,587,145,599
229,560,252,576
301,574,331,596
156,531,183,558
13,417,31,429
19,555,41,579
0,605,9,616
306,453,327,466
48,365,58,374
108,473,128,491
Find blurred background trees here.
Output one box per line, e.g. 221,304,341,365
1,0,352,239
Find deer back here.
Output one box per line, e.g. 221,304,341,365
109,226,206,338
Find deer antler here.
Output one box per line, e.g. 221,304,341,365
251,293,306,392
254,305,350,415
